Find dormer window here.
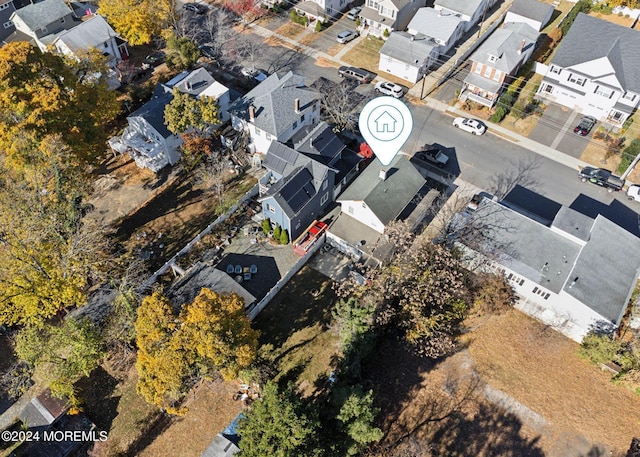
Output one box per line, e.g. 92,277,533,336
60,17,65,23
488,54,498,63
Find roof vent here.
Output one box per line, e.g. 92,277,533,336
379,169,387,180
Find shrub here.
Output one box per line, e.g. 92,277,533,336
383,28,390,38
273,224,281,240
560,0,591,36
622,117,634,135
315,19,322,32
489,106,507,123
290,10,307,25
262,218,271,235
617,155,633,175
279,229,289,245
355,17,361,27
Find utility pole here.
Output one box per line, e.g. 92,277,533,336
477,0,489,39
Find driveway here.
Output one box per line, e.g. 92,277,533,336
529,103,593,159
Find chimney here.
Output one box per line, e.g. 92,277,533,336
294,98,300,113
379,169,387,180
517,39,526,55
249,105,255,122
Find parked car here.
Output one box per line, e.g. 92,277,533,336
452,117,486,135
183,2,207,13
375,81,404,98
573,115,597,136
141,51,164,70
578,166,624,192
198,44,217,60
627,184,640,201
336,30,358,44
241,67,268,82
414,144,449,167
346,6,362,20
338,66,375,84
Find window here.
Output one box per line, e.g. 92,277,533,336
267,204,276,213
0,3,10,10
3,20,12,29
492,70,501,82
623,92,636,102
301,114,305,122
542,83,553,94
550,65,561,75
474,63,483,74
568,74,585,86
60,17,65,23
320,192,329,205
347,205,354,214
322,180,328,190
265,133,272,140
487,54,497,63
483,66,491,77
292,121,298,129
254,128,261,136
610,110,624,122
595,86,614,98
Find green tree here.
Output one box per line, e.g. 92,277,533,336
473,273,516,314
237,382,321,457
332,298,374,347
0,42,119,163
164,89,220,135
315,20,322,32
273,224,281,240
98,0,175,45
165,33,200,71
579,332,636,370
334,386,383,455
280,229,289,245
15,318,104,404
262,218,271,235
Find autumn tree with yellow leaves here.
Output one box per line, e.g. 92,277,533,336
135,289,259,413
98,0,176,45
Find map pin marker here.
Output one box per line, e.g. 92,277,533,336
359,96,413,166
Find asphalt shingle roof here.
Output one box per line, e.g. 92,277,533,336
337,155,426,226
228,71,319,138
53,15,116,51
12,0,72,31
469,21,539,73
435,0,484,18
408,7,464,42
128,89,174,139
508,0,554,24
551,13,640,93
380,31,436,66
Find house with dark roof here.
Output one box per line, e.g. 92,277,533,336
434,0,500,33
379,7,466,83
228,72,321,155
459,199,640,342
536,13,640,127
327,154,430,263
0,0,17,43
359,0,425,38
504,0,554,32
460,21,539,107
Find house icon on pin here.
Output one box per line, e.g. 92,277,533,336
374,111,397,133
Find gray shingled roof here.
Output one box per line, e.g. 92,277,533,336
288,121,345,166
380,31,436,66
228,71,319,138
469,21,539,73
408,7,464,42
337,155,426,226
551,13,640,93
128,89,174,139
508,0,554,24
435,0,483,18
11,0,72,31
468,200,640,323
53,15,116,51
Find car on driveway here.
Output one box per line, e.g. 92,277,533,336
627,184,640,201
336,30,358,44
141,51,164,70
183,2,207,13
241,67,268,82
414,144,449,167
338,66,375,84
375,81,404,98
346,7,362,20
452,117,486,135
573,115,597,136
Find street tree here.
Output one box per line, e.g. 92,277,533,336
0,42,120,164
202,9,234,59
232,33,262,71
164,32,201,70
98,0,175,45
236,381,321,457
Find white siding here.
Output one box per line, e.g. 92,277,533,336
338,200,385,233
379,53,423,83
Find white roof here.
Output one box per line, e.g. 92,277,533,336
53,15,116,51
199,80,229,99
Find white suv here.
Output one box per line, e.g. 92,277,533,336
375,81,404,98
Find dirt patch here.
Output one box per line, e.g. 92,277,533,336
325,44,342,57
299,31,321,46
315,56,340,68
274,22,306,39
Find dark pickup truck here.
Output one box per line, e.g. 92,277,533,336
578,167,624,192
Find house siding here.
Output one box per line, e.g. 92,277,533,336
338,200,385,233
0,0,16,42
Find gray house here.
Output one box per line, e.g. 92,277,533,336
0,0,16,43
434,0,500,33
505,0,554,32
9,0,77,49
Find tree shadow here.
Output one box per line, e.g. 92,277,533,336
75,366,120,433
124,412,179,457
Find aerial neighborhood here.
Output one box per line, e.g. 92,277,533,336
2,0,640,455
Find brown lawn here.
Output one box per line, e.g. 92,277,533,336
589,11,636,28
274,22,306,40
341,36,383,74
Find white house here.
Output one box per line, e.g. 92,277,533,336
295,0,347,22
459,199,640,342
536,13,640,127
460,21,539,107
379,7,466,83
504,0,554,32
359,0,425,38
171,67,231,123
227,71,321,155
434,0,499,33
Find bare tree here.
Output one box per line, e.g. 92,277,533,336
202,9,234,59
488,157,541,200
196,154,228,205
311,77,371,132
265,46,307,74
233,32,262,70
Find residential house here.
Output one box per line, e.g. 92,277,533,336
228,71,321,155
434,0,499,33
460,21,539,107
259,141,335,240
379,7,466,83
504,0,554,32
0,0,16,43
359,0,426,38
172,67,232,123
51,14,128,68
9,0,76,49
327,155,431,264
295,0,347,22
459,199,640,342
536,13,640,127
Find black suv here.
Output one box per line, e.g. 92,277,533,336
338,66,375,84
414,144,449,168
